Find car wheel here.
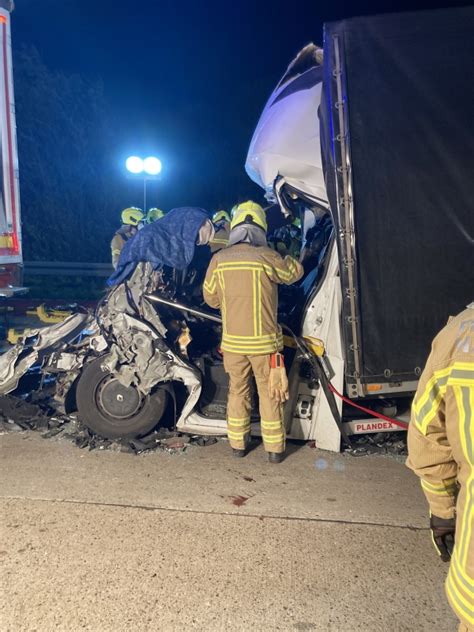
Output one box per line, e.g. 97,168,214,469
76,357,168,439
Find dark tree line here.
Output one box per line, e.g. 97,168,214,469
14,46,126,262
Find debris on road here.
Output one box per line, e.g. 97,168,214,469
0,393,217,455
344,432,407,460
0,394,51,431
0,391,408,461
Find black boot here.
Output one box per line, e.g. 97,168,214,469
231,434,250,458
268,452,284,464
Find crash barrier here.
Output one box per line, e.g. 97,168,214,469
24,262,114,278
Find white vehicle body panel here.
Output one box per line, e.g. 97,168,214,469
242,46,346,450
245,61,328,208
285,243,343,451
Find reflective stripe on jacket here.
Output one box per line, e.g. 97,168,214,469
209,225,230,254
406,304,474,629
203,242,303,355
111,226,134,269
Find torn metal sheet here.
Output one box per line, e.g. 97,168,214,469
0,313,89,394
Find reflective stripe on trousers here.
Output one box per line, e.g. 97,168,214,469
223,352,285,453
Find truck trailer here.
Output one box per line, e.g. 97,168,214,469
246,6,474,448
0,0,24,295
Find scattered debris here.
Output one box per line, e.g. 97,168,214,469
344,432,407,460
0,393,218,455
161,436,190,450
0,394,51,431
1,392,407,461
0,419,23,432
192,436,218,447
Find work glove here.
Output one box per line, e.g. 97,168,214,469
269,353,289,404
430,514,455,562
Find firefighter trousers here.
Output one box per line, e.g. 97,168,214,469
223,352,285,453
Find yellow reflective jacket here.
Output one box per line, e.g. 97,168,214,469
111,226,134,269
209,224,230,254
203,243,303,355
406,304,474,629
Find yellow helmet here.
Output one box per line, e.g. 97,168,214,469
292,217,301,229
146,208,165,223
230,201,267,232
212,210,231,224
121,207,144,226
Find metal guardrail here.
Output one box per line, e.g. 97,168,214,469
24,261,113,277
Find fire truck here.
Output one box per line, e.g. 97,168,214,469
0,1,24,296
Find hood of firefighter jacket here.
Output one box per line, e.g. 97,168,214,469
197,219,215,245
107,207,209,286
228,224,267,247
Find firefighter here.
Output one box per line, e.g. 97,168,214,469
111,207,144,269
203,201,303,463
406,302,474,632
209,210,231,253
269,216,302,258
146,207,165,224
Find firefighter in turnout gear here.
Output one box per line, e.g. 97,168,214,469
210,210,231,253
406,302,474,632
203,201,303,463
269,216,302,259
111,207,144,269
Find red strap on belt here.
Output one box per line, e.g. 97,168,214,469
327,383,409,429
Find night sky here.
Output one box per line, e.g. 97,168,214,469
11,0,473,213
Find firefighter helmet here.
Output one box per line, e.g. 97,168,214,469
292,217,301,229
230,201,267,232
146,208,165,223
212,210,231,224
121,207,144,226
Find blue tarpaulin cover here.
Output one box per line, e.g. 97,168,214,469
107,207,208,286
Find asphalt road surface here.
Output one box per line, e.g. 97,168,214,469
0,432,457,631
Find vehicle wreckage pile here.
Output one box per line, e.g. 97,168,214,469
0,388,407,458
0,390,217,455
0,262,206,448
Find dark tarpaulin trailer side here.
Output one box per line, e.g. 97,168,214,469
320,6,474,394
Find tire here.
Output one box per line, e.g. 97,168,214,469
76,357,168,439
